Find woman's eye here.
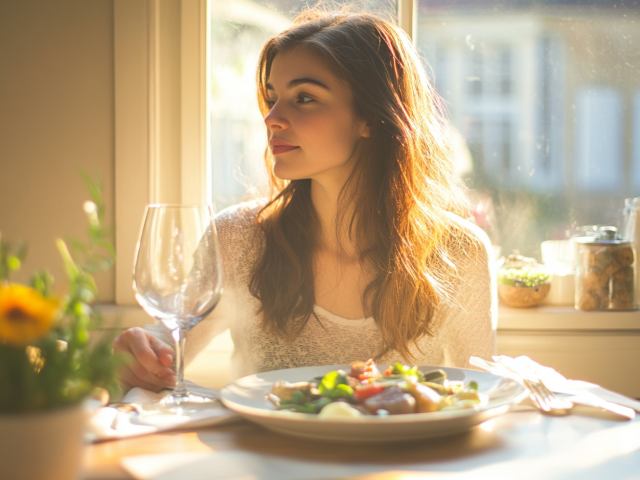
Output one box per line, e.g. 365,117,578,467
296,94,314,104
265,99,276,109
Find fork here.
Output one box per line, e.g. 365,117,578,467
523,378,573,415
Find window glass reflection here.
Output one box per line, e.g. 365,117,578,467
418,0,640,257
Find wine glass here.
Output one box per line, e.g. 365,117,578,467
133,204,223,413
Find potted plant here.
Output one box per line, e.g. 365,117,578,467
497,253,551,308
0,174,122,480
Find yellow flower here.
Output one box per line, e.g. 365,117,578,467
0,284,58,346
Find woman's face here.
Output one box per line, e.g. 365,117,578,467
264,47,370,183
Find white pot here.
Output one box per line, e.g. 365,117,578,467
0,405,85,480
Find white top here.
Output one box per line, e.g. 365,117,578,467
146,200,497,380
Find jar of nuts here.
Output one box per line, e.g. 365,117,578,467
575,226,637,311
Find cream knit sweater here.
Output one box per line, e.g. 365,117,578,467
146,200,497,381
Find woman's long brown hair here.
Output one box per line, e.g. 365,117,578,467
249,9,479,361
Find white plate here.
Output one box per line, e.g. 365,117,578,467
221,364,527,443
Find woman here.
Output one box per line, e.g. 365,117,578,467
113,9,496,392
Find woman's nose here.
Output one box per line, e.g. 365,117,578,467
264,104,290,131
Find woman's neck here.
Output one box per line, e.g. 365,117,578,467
310,177,372,319
310,178,357,258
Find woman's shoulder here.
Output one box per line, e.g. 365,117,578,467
444,211,494,269
215,198,268,234
214,199,268,260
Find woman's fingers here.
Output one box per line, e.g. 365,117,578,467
113,327,176,388
148,334,175,367
126,330,176,380
118,363,167,392
124,351,177,388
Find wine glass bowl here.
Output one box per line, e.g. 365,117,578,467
134,204,223,412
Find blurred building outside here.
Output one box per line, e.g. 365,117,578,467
419,1,640,258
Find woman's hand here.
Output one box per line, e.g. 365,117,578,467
113,327,177,392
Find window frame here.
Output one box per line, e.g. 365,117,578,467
113,0,210,306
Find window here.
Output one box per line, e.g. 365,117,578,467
418,0,640,259
115,0,640,305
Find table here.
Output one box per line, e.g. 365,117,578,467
85,404,640,480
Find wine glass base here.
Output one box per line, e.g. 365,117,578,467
142,391,219,416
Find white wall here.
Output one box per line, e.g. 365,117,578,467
0,0,115,301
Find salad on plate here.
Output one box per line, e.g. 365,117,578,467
266,359,486,418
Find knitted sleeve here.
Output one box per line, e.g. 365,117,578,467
438,215,497,368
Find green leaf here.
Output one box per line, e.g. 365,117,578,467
290,390,306,405
313,397,332,411
318,371,338,394
497,268,550,287
7,255,21,271
30,270,55,298
318,370,349,396
391,363,424,382
56,239,80,279
330,383,354,399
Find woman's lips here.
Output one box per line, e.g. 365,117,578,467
271,145,300,155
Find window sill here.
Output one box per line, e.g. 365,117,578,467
96,302,640,332
497,304,640,332
96,304,152,330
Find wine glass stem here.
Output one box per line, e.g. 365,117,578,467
171,327,188,397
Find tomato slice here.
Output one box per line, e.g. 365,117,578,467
354,383,385,402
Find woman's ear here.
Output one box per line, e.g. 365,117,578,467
361,122,371,138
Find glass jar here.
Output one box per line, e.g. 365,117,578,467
574,226,637,311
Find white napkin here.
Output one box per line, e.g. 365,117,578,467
86,380,240,442
470,355,640,416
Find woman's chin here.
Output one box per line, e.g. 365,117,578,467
273,165,307,181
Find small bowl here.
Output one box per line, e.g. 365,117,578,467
498,283,551,308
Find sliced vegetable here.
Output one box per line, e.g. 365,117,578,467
353,383,385,402
450,390,481,404
271,380,310,400
318,401,362,418
423,369,447,385
444,380,464,394
390,363,425,382
407,382,442,413
421,381,448,395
